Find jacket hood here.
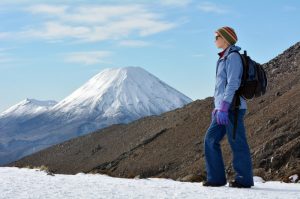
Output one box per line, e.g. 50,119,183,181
221,45,241,59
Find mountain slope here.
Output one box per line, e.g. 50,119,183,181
0,66,192,165
6,42,300,182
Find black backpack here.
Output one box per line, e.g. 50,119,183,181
235,50,268,99
228,50,268,140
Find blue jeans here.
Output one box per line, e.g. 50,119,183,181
204,109,254,186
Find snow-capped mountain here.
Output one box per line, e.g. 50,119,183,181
51,67,191,122
0,99,57,136
0,66,192,165
0,98,57,119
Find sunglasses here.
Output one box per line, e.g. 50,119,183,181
215,35,221,40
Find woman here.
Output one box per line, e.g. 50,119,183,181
202,26,254,188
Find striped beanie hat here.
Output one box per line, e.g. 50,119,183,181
216,26,238,45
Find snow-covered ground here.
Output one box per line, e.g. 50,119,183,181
0,167,299,199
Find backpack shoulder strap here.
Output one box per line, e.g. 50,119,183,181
228,50,249,85
226,50,244,141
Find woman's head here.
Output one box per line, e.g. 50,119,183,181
214,26,238,49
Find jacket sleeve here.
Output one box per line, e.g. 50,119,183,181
223,52,243,104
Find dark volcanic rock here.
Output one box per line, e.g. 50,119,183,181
5,42,300,182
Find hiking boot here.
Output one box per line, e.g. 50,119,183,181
229,180,252,188
202,180,226,187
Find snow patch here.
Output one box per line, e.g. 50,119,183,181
0,167,300,199
289,174,299,183
253,176,265,183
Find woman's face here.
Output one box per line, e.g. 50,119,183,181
214,33,229,49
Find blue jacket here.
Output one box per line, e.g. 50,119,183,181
214,45,247,110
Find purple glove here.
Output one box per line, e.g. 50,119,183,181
216,100,230,125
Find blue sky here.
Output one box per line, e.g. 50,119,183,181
0,0,299,112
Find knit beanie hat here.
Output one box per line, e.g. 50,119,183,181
215,26,238,45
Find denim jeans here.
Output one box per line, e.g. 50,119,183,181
204,109,254,186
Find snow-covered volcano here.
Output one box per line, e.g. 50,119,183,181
51,66,192,122
0,66,192,165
